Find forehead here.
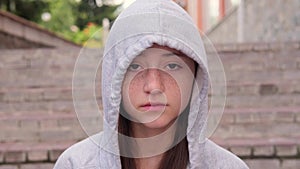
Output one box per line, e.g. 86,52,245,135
142,44,183,55
136,45,189,60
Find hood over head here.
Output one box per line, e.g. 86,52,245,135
100,0,209,168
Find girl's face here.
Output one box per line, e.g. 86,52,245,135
122,46,196,130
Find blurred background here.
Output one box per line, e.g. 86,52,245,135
0,0,299,168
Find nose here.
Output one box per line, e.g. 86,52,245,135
143,69,165,94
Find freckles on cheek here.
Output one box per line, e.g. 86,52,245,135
165,76,181,100
128,76,143,98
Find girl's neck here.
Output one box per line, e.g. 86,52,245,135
129,120,177,162
131,119,177,138
135,154,164,169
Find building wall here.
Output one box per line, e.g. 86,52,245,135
0,31,51,49
207,0,300,43
206,7,238,43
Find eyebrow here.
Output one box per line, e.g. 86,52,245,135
162,52,186,57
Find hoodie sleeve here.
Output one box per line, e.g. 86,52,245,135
53,151,73,169
53,134,102,169
205,140,249,169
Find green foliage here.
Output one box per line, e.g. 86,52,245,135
0,0,121,47
65,22,103,48
0,0,49,22
39,0,76,36
76,0,119,29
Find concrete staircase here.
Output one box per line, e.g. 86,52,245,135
0,42,299,168
211,42,300,168
0,48,102,168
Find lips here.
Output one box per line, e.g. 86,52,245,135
140,102,167,111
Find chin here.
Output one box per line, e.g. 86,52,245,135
143,117,176,130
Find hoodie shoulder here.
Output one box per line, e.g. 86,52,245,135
53,133,102,169
205,140,249,169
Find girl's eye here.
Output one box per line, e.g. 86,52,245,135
166,63,181,70
128,63,142,71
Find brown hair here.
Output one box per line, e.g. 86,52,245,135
118,44,196,169
118,105,190,169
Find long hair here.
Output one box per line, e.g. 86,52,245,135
118,105,190,169
118,45,197,169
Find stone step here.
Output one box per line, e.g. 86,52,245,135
212,81,300,96
0,48,102,88
0,98,103,113
210,94,300,108
0,82,299,109
0,140,76,164
219,51,300,72
213,107,300,139
0,111,102,143
211,137,300,158
0,87,102,103
0,136,298,166
237,94,299,108
223,69,300,84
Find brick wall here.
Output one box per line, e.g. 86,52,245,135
0,42,299,168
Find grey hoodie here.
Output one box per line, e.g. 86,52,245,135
54,0,249,168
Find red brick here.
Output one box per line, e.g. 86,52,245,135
283,71,300,81
226,95,300,108
49,149,64,161
0,151,3,163
219,113,235,124
212,124,233,139
235,111,275,124
253,146,275,156
27,150,48,161
0,119,20,130
3,90,25,102
42,88,72,101
19,119,39,129
70,126,87,140
296,114,300,123
230,146,251,156
237,43,253,52
235,113,253,123
0,165,18,169
251,112,275,123
244,159,280,169
4,151,26,163
1,128,39,142
38,128,73,142
57,118,79,127
39,119,59,130
23,89,44,102
215,43,238,52
1,100,74,113
0,53,28,69
229,84,258,96
253,43,270,51
276,145,298,156
274,111,295,122
281,159,300,169
20,163,54,169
